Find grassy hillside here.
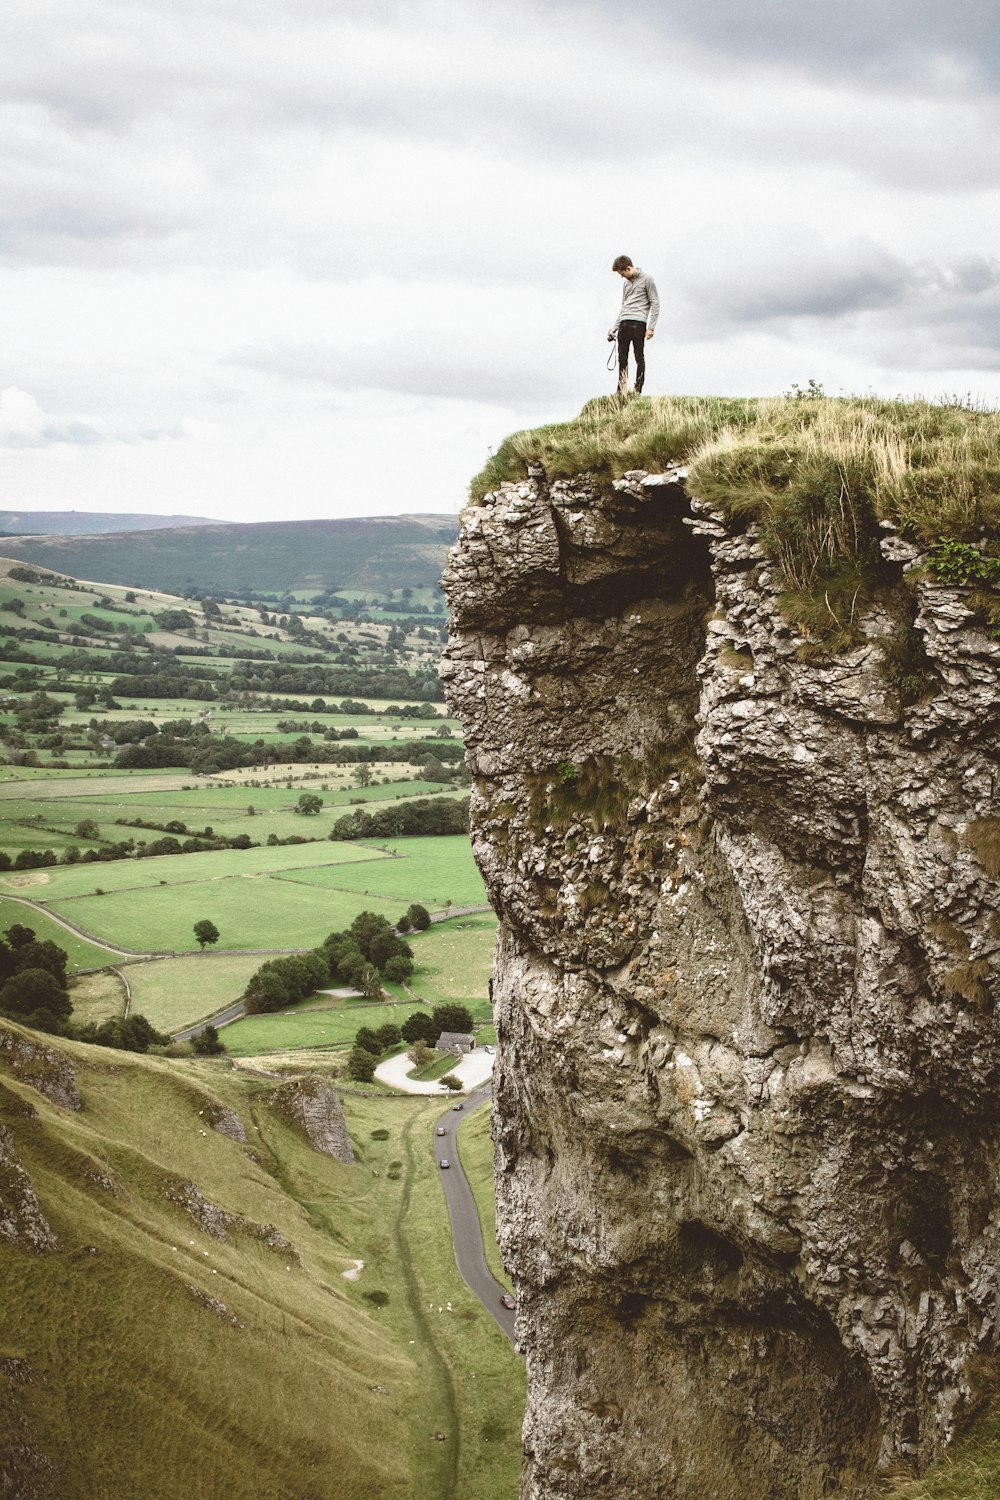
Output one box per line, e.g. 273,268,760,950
0,1020,522,1499
0,510,217,536
0,514,458,596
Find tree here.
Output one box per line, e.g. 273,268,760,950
194,919,220,950
192,1024,225,1056
0,968,73,1034
353,763,373,789
400,1010,437,1045
346,1046,375,1083
74,818,101,840
244,969,289,1014
396,912,412,933
407,903,431,932
354,1025,382,1055
408,1043,434,1067
375,1022,401,1049
74,1013,169,1053
295,792,323,816
432,1003,474,1034
360,963,383,1000
384,954,413,984
440,1074,463,1092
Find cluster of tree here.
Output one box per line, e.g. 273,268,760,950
0,924,175,1051
0,842,138,872
331,796,469,841
324,911,414,991
0,923,73,1033
344,1002,474,1082
115,730,464,775
243,949,330,1015
75,1014,170,1052
240,910,416,1017
225,663,444,702
397,903,431,933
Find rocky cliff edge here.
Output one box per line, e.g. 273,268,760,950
442,463,1000,1499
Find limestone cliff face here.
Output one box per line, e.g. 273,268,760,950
441,466,1000,1499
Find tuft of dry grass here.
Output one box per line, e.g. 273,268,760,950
965,818,1000,880
469,396,1000,635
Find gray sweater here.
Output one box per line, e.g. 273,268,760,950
611,268,660,332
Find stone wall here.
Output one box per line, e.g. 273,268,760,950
442,466,1000,1499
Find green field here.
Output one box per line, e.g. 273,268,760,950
0,783,460,854
220,1001,440,1057
123,953,272,1033
389,915,497,1009
0,896,125,971
273,836,487,908
67,969,128,1025
0,838,391,903
48,879,403,954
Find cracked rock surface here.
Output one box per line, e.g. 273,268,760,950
442,469,1000,1499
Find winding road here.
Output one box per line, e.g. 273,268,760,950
433,1086,516,1344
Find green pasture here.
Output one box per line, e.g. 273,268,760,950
272,835,488,909
47,878,402,953
0,838,391,903
0,788,448,850
221,1000,432,1057
389,913,498,1010
0,771,206,800
68,968,127,1025
124,953,270,1032
0,896,123,970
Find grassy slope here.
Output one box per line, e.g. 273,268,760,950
0,1022,522,1500
382,916,497,1017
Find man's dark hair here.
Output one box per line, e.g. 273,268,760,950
612,255,633,272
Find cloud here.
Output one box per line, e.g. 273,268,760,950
1,1,998,523
0,386,186,450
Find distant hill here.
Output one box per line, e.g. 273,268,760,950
0,509,218,536
0,513,459,595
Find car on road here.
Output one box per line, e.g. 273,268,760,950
500,1293,516,1310
452,1103,464,1111
439,1158,451,1169
435,1126,446,1136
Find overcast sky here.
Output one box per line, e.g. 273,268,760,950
2,0,999,523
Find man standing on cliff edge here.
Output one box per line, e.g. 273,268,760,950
608,255,659,395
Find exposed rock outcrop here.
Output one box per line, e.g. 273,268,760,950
0,1123,57,1253
269,1077,355,1164
0,1026,81,1111
164,1179,301,1261
442,468,1000,1499
204,1102,247,1142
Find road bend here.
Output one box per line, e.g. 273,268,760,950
434,1086,516,1345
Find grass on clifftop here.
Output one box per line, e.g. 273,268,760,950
470,394,1000,641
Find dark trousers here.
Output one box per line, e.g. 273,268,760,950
617,319,647,393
